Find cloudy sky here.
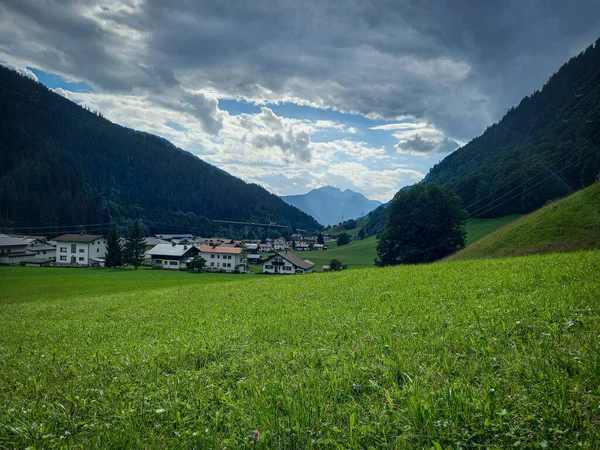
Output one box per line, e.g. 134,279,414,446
1,1,599,201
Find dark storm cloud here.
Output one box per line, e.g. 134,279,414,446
1,0,599,141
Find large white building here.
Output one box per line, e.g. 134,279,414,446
199,245,247,273
0,233,35,265
263,252,315,274
54,234,107,267
26,239,56,261
146,244,200,270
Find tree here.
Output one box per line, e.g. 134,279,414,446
190,255,207,272
124,220,147,269
105,223,122,267
291,239,296,250
317,233,324,245
329,259,343,271
337,232,351,246
376,184,467,266
357,228,365,239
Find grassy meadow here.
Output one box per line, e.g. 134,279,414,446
1,251,599,448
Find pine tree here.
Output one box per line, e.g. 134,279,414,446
124,220,146,269
105,223,122,267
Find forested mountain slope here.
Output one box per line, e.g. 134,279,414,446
425,39,600,217
0,66,319,234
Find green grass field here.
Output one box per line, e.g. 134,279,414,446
451,183,600,261
291,216,521,269
1,251,599,448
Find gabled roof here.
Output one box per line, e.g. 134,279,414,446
146,244,198,257
264,252,315,270
55,234,104,243
199,246,243,254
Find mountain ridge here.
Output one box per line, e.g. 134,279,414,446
282,186,381,226
0,65,320,235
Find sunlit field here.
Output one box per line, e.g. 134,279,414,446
1,251,598,448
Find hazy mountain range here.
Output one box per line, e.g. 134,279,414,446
282,186,382,226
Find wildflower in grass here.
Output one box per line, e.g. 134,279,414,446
254,429,260,442
343,323,348,327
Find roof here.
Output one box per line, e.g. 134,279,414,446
144,237,168,246
146,244,198,257
20,258,52,265
55,234,104,243
199,246,243,254
0,235,31,247
264,252,315,270
247,254,262,259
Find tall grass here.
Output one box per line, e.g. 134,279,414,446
1,251,598,448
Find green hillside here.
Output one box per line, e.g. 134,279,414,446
464,214,523,245
0,66,319,234
450,182,600,260
1,251,599,448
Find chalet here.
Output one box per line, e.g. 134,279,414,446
312,244,327,251
259,242,273,253
0,233,35,265
54,234,107,267
295,241,310,251
146,243,199,270
263,252,315,274
199,245,247,273
273,240,290,251
244,243,259,252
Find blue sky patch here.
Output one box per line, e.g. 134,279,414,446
28,67,93,92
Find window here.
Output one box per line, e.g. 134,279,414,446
78,257,84,261
43,251,46,254
265,265,273,269
169,261,177,266
228,263,231,268
217,263,220,267
210,262,214,267
71,244,76,253
217,255,220,259
284,266,291,271
79,249,84,253
103,241,106,244
60,255,66,261
228,255,232,259
211,254,214,259
97,248,99,252
156,260,162,264
60,247,67,253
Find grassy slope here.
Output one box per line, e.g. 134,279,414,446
464,214,522,246
450,183,600,261
1,252,599,448
293,235,378,268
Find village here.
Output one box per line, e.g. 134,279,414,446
0,231,336,274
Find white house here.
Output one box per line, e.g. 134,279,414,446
263,252,315,274
54,234,107,267
199,245,247,273
146,243,200,270
259,243,273,253
26,239,56,261
0,233,35,265
273,240,290,251
295,241,310,251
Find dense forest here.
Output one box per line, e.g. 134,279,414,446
425,39,600,217
0,66,320,236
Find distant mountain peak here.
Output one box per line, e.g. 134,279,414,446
282,187,381,226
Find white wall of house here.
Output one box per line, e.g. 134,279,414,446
202,251,246,272
55,238,106,266
151,257,186,270
263,256,307,274
0,242,33,265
